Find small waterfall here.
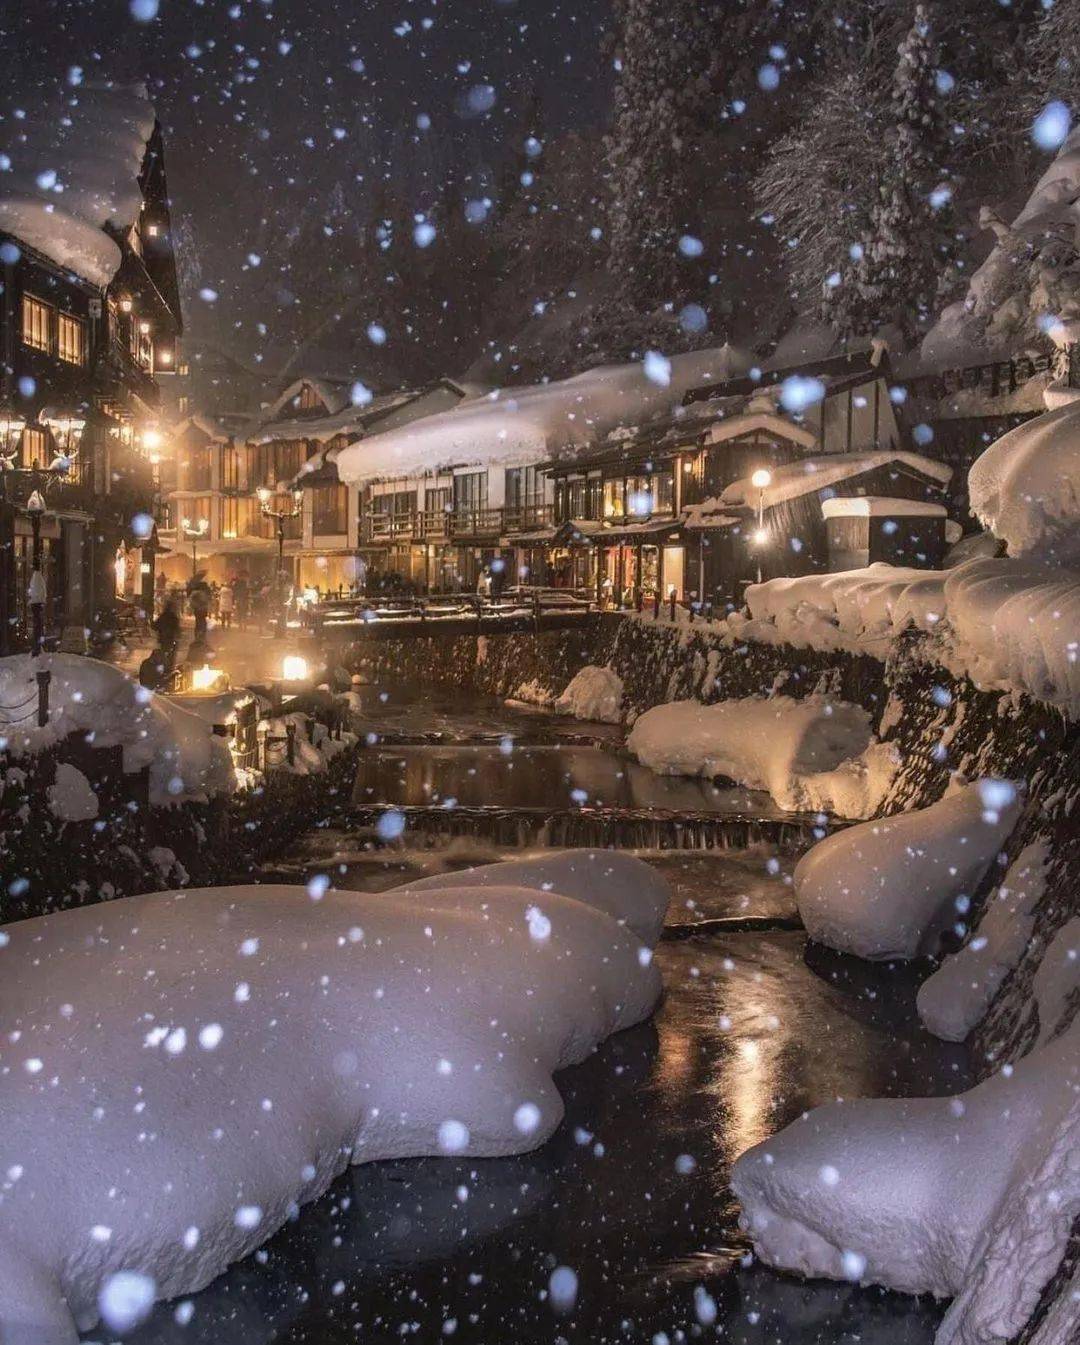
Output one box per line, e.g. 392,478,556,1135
347,806,836,852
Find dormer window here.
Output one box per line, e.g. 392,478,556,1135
298,383,326,412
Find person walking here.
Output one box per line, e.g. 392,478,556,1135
218,580,234,630
189,581,211,642
152,596,181,674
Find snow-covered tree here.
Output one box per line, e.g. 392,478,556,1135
826,3,959,344
604,0,722,308
1024,0,1080,118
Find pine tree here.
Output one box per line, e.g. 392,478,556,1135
604,0,722,308
827,3,958,344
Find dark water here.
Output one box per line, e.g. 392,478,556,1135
352,743,786,817
111,689,967,1345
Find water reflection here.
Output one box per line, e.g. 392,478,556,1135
353,744,781,816
114,920,966,1345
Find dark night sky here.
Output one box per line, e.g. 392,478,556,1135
3,0,612,356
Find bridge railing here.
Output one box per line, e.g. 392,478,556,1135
310,588,594,636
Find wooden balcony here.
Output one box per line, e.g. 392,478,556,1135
503,503,553,534
450,507,504,539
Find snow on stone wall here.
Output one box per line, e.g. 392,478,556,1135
0,80,155,288
555,665,624,723
0,852,667,1341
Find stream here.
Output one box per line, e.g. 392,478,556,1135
122,684,970,1345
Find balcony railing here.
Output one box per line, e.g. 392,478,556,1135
361,511,417,544
451,507,503,538
503,503,553,534
418,508,451,540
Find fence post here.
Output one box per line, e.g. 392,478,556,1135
286,722,296,766
36,669,51,727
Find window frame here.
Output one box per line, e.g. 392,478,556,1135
21,294,52,354
57,311,87,366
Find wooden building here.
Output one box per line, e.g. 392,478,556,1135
1,92,182,652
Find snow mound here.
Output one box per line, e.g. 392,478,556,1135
334,345,745,484
795,780,1023,961
0,80,155,288
917,840,1051,1041
967,403,1080,558
0,854,667,1341
732,1017,1080,1343
626,695,895,818
0,654,235,806
1033,916,1080,1050
45,762,98,823
555,666,624,723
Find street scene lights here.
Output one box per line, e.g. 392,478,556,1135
257,486,304,638
180,516,209,577
750,468,773,584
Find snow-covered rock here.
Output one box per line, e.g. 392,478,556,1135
967,402,1080,558
732,1017,1080,1343
45,762,98,823
917,840,1051,1041
555,665,624,723
795,780,1022,961
1032,916,1080,1050
0,853,667,1341
0,654,235,806
0,80,155,289
626,695,895,818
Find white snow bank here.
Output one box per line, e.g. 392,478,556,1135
555,666,624,723
795,780,1023,961
0,81,155,288
45,762,98,823
334,345,746,484
626,695,896,818
967,402,1080,558
1033,916,1080,1049
260,711,356,775
731,557,1080,716
0,654,235,806
917,840,1051,1041
0,854,666,1342
732,1016,1080,1344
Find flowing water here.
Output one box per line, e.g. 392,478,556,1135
120,686,968,1345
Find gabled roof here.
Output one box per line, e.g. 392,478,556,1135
704,410,816,450
170,414,233,444
720,451,952,511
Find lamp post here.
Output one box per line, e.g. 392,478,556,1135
750,468,772,586
26,489,46,657
258,486,304,639
180,516,209,578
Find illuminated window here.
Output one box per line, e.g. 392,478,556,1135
21,295,51,353
20,427,47,468
312,484,347,534
219,495,257,539
57,313,87,365
298,383,325,411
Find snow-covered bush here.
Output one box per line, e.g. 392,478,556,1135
626,695,895,818
732,1017,1079,1342
794,779,1022,961
555,665,624,723
0,654,235,806
0,851,667,1340
917,840,1051,1041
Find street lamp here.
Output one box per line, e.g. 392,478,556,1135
258,486,304,638
180,516,209,578
26,489,46,657
750,468,772,585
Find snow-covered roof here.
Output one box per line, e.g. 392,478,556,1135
250,391,420,445
704,408,817,450
967,400,1080,558
0,80,155,290
171,414,233,444
334,346,750,486
821,496,947,519
721,452,953,511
